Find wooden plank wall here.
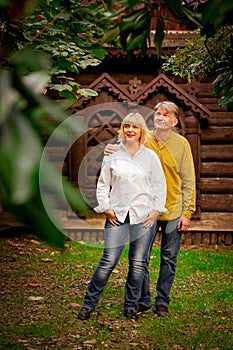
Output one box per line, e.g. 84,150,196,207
178,79,233,212
176,78,233,246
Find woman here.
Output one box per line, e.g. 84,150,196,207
78,112,167,320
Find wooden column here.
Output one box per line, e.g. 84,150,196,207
184,110,201,218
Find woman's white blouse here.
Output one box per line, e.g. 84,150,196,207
94,143,168,224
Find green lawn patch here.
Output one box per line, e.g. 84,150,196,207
0,231,232,349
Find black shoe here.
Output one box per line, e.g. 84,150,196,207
155,305,169,317
124,308,138,320
78,307,92,320
136,303,152,314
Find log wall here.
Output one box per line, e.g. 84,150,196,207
198,83,233,216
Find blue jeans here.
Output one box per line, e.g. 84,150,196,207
138,218,181,308
82,214,156,312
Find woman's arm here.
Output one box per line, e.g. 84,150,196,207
94,157,111,213
94,157,120,225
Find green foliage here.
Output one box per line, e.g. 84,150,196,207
0,53,88,248
0,0,106,247
102,5,152,55
162,26,233,110
102,0,200,57
1,0,109,99
154,16,164,58
202,0,233,27
213,44,233,110
102,0,233,109
162,26,232,80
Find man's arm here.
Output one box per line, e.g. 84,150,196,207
179,139,196,231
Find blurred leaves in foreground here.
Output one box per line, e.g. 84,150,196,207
0,51,89,248
0,0,102,247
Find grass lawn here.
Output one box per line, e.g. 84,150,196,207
0,229,232,349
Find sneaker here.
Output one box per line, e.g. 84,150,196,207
136,303,152,314
78,307,92,320
155,305,169,317
124,308,138,320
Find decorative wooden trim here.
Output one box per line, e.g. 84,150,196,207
73,73,211,121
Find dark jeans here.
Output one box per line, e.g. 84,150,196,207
138,218,181,308
82,214,156,312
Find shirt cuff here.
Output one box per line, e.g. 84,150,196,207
94,201,110,213
155,205,169,215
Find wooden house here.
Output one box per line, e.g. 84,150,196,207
58,6,233,247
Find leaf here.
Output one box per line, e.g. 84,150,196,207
83,339,97,345
39,155,89,215
28,296,44,301
77,88,98,97
182,7,202,27
202,0,233,25
163,0,183,17
57,90,78,101
125,27,150,51
154,17,165,58
30,239,41,245
0,70,20,124
9,192,65,248
79,58,100,69
41,258,53,262
17,340,28,344
120,10,142,32
12,49,51,75
92,48,108,60
0,111,42,205
51,84,73,92
219,90,233,105
68,302,82,307
101,26,120,44
27,282,41,287
134,8,150,30
226,102,233,111
22,71,49,94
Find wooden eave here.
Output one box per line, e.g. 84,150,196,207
75,72,211,120
105,29,199,57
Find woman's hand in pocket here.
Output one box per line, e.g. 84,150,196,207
105,209,120,225
143,210,160,228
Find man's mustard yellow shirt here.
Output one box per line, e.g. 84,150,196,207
146,131,196,221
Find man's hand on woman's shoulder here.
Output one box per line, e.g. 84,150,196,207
104,144,119,156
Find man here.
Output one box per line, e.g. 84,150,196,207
105,101,196,317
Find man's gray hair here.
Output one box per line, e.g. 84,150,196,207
154,101,179,119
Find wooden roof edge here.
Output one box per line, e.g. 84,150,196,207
73,72,212,120
136,73,211,120
73,72,132,108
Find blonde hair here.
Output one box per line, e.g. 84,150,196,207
118,112,149,145
154,101,179,120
